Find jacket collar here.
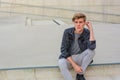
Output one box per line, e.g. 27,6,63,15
69,27,87,38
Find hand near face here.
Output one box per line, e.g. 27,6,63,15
85,22,93,30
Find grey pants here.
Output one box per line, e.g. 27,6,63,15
58,49,95,80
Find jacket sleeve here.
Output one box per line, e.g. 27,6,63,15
89,40,96,50
59,30,71,59
87,31,96,50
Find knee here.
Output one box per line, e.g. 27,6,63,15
87,49,96,55
58,59,67,69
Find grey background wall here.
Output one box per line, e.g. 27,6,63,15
0,0,120,23
0,17,120,69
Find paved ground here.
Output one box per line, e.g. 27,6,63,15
0,64,120,80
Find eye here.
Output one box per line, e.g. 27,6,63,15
75,21,78,23
74,21,83,23
79,21,83,23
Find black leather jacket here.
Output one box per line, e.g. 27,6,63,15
59,27,96,59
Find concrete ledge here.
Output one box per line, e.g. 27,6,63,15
0,62,120,70
0,64,120,80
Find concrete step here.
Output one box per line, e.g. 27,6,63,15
0,64,120,80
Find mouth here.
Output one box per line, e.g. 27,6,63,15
77,26,82,29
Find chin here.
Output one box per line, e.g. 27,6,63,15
76,28,81,30
77,27,83,30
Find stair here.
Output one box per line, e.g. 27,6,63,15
0,64,120,80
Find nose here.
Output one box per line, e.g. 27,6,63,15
77,23,81,26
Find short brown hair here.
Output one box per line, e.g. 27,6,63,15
72,13,86,22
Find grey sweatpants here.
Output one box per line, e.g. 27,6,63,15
58,49,95,80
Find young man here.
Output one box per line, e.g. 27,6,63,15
58,13,96,80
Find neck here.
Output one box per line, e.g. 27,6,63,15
74,29,84,34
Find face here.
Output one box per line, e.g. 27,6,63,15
73,18,86,31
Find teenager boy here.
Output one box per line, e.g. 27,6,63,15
58,13,96,80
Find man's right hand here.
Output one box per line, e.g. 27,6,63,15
73,64,83,74
67,56,83,74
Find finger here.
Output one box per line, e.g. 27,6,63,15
78,69,83,73
86,22,89,24
80,68,83,71
79,67,83,71
77,70,82,74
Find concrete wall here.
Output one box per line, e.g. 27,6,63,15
0,17,120,69
0,0,120,23
1,0,120,6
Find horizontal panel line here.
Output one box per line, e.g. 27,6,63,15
0,62,120,70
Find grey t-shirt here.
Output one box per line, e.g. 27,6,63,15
70,33,81,55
